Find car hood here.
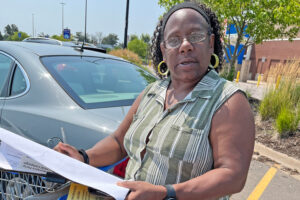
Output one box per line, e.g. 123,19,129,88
86,106,131,124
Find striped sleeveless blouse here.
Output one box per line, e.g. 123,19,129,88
123,70,242,200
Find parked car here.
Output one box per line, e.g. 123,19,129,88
23,37,63,46
0,41,156,199
23,37,106,53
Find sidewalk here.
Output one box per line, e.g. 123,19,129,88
233,80,268,100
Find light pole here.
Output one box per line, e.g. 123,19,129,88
32,13,35,37
123,0,129,48
84,0,87,44
60,1,65,35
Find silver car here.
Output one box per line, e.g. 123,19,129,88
0,41,156,199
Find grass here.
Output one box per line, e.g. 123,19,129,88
109,49,142,65
245,89,252,99
219,64,236,81
259,60,300,137
276,106,298,137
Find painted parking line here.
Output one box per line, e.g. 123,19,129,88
247,164,279,200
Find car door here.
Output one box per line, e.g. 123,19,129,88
0,61,30,135
0,52,14,123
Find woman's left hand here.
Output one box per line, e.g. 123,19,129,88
117,181,166,200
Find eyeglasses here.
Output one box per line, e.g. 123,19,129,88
164,32,208,49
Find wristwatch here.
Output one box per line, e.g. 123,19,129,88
163,184,177,200
78,149,89,164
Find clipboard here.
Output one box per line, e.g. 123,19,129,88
67,183,115,200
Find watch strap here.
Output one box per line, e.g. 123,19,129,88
163,184,176,200
78,149,89,164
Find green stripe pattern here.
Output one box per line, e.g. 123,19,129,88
124,70,242,200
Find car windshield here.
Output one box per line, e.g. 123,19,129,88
41,56,156,109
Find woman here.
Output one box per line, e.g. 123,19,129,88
55,2,255,200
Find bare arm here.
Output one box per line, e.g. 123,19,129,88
55,91,143,167
173,92,255,199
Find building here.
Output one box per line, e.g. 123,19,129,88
248,32,300,80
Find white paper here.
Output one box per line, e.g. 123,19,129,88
0,141,52,174
0,127,128,200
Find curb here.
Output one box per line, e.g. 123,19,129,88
254,142,300,173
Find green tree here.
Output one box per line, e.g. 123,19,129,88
11,24,19,33
158,0,183,10
74,32,91,43
141,33,151,44
129,34,138,41
102,33,119,46
158,0,300,75
0,31,3,40
128,38,148,59
4,24,19,36
9,31,29,41
4,25,13,36
75,32,84,42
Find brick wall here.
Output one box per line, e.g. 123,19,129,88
249,39,300,80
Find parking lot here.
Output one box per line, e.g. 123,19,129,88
232,159,300,200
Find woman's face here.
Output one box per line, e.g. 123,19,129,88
160,8,214,83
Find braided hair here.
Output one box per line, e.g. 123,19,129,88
150,2,223,79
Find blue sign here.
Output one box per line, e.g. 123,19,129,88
224,24,249,64
18,32,22,38
225,45,246,65
63,29,71,39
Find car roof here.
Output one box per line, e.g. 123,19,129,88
0,41,120,60
23,37,63,45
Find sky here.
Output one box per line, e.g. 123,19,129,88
0,0,165,43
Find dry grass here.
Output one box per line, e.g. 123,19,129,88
263,60,300,83
109,49,142,65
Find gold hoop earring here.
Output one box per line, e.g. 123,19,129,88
157,60,169,76
209,53,219,69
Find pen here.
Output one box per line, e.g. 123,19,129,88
60,127,67,144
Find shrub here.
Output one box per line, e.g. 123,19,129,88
259,89,286,120
9,31,29,41
128,38,147,59
109,49,142,66
51,34,73,41
220,66,236,81
259,60,300,136
276,106,298,137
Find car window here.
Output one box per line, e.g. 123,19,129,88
41,56,156,109
0,53,13,97
10,65,27,96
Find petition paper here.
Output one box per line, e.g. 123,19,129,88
0,128,128,200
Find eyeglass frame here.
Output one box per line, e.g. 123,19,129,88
163,29,212,49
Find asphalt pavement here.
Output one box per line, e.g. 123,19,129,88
231,159,300,200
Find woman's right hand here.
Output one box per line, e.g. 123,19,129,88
54,142,84,162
